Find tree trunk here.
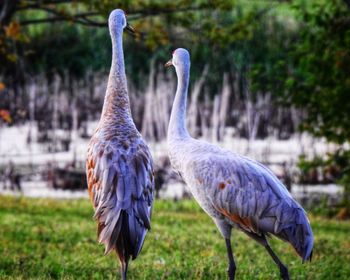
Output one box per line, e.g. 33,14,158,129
141,58,156,141
0,0,18,26
199,93,211,139
218,72,231,141
212,94,220,142
188,64,209,137
51,74,60,152
27,81,36,145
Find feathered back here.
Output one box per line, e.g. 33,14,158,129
87,136,154,259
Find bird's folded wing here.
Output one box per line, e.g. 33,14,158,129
86,139,154,255
197,156,301,234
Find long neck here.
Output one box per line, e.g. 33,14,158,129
101,26,132,123
168,65,190,140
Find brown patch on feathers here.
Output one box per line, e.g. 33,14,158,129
97,222,105,239
219,208,258,233
86,153,99,203
218,182,226,190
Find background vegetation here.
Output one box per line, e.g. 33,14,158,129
1,0,349,212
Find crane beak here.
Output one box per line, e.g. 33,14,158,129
164,59,173,68
125,22,136,36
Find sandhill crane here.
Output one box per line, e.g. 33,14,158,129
165,48,313,280
86,9,154,280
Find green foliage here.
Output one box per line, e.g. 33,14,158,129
1,196,350,279
27,24,110,79
1,1,350,202
246,0,350,209
0,0,283,84
298,154,327,183
310,196,340,218
298,149,350,212
286,0,350,143
333,150,350,206
244,0,350,145
298,150,350,184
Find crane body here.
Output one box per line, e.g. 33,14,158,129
86,9,154,280
166,48,313,280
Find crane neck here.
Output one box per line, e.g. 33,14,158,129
100,25,132,124
168,64,191,140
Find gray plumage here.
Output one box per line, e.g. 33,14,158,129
166,48,313,280
86,9,154,280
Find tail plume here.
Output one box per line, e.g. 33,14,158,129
97,209,148,279
278,208,314,262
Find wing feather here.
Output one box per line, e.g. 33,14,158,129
86,138,154,259
195,153,313,260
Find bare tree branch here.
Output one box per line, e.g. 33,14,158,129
0,0,18,25
17,4,207,27
6,0,238,30
20,15,106,27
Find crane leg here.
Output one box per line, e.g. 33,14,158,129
121,260,128,280
264,243,289,280
225,238,236,280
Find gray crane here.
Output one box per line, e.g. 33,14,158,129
165,48,313,280
86,9,154,280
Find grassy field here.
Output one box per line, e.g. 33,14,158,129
0,195,349,279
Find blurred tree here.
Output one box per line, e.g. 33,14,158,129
286,0,350,144
285,0,350,216
0,0,261,96
1,1,349,215
248,2,349,136
1,0,284,99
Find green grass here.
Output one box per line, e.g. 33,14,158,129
0,196,349,279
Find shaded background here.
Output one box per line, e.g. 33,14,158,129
0,0,350,212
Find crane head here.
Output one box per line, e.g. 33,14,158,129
165,48,190,68
109,9,135,36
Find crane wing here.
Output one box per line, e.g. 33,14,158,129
192,154,303,234
191,153,313,260
86,137,154,258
